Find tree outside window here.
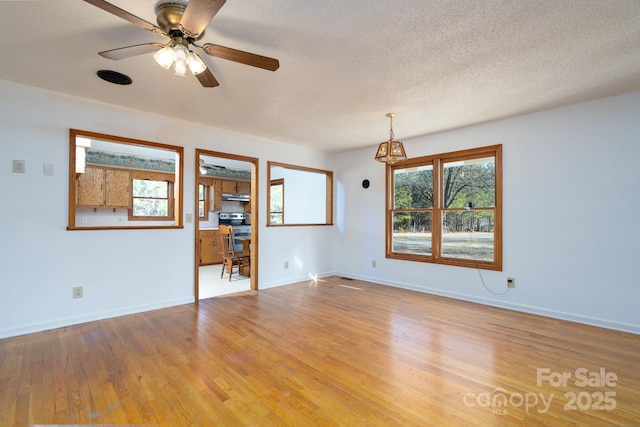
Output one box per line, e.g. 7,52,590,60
129,171,174,220
387,145,501,270
198,183,206,218
270,179,284,225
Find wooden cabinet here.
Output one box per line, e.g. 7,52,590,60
105,169,131,207
76,166,130,208
236,180,251,195
209,180,222,211
221,180,237,194
221,179,250,195
200,229,223,265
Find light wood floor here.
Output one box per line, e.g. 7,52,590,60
1,276,639,426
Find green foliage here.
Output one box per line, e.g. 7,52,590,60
392,158,495,232
132,179,169,216
443,160,495,208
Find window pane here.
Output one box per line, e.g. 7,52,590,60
392,211,432,255
442,156,495,208
133,179,168,198
394,165,433,209
199,201,205,217
270,183,283,213
199,184,205,200
442,210,494,261
133,199,169,217
270,213,283,225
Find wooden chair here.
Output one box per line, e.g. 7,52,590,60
217,225,250,281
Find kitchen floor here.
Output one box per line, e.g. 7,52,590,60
198,264,251,299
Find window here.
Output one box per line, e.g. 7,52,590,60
198,183,207,218
270,178,284,224
68,129,183,230
129,171,175,220
267,162,333,226
386,145,502,270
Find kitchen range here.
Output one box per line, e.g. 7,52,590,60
218,212,250,252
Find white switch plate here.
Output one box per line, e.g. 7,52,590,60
43,163,54,175
186,213,193,223
13,160,25,173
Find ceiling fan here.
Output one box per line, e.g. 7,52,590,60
84,0,280,87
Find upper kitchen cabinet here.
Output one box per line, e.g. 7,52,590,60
221,180,250,195
209,179,222,212
76,166,130,208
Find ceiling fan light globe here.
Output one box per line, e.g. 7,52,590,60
173,59,188,76
173,44,189,62
154,46,175,69
188,52,207,75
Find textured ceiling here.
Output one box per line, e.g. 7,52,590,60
1,0,639,153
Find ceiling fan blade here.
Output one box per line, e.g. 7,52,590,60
180,0,226,38
202,44,280,71
196,67,220,88
83,0,166,37
99,43,164,60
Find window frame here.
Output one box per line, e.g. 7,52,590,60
128,170,175,221
385,144,502,271
269,178,285,225
198,182,208,220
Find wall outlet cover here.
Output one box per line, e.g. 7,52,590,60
13,160,25,173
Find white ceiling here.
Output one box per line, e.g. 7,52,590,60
1,0,639,154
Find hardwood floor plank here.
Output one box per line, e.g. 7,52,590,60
1,276,639,426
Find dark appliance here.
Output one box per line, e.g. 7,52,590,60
218,212,250,252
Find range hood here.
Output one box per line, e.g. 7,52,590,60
222,193,250,202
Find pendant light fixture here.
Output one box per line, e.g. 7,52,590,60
375,113,407,164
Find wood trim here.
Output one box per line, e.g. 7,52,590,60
386,144,502,271
68,129,184,230
195,149,259,300
266,161,334,226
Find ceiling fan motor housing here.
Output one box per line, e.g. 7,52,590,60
156,2,204,40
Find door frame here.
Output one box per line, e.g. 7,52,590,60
194,149,259,301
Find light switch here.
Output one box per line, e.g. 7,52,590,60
186,213,193,223
43,163,54,176
13,160,25,173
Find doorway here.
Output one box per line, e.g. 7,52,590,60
195,149,258,300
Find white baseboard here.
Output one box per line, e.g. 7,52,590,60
258,271,337,290
0,297,194,340
336,272,640,335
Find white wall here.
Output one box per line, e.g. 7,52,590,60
2,79,639,338
0,80,335,338
270,165,327,224
333,91,640,334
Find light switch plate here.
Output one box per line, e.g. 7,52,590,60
13,160,25,173
43,163,54,175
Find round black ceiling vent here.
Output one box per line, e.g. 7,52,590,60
97,70,132,85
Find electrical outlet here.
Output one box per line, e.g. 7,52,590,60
13,160,25,173
284,261,289,269
73,286,83,299
507,277,515,288
372,260,377,268
82,217,88,223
